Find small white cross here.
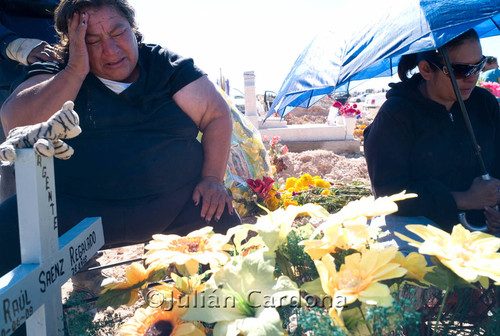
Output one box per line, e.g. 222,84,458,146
0,149,104,336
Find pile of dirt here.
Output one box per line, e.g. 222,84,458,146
284,95,331,125
276,150,370,185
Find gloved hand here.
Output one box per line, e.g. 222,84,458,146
6,38,59,65
0,101,81,164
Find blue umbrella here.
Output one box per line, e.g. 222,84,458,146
267,0,500,119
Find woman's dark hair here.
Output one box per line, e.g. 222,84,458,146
54,0,142,55
397,29,480,81
486,56,497,65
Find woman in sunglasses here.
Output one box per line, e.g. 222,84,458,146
364,29,500,253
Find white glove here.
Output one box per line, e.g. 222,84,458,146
0,101,81,164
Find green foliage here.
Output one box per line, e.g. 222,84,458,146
147,267,168,283
64,293,122,336
96,287,135,309
292,181,371,213
365,285,422,336
332,247,360,271
423,257,477,292
276,226,319,285
483,304,500,336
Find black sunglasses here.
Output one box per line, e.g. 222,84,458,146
428,56,487,79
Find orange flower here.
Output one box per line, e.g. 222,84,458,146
264,192,280,211
295,174,314,190
313,177,331,188
283,198,298,208
285,177,297,189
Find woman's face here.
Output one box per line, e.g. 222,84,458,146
422,38,483,109
84,5,139,82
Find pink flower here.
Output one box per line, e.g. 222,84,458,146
281,145,289,155
270,135,280,147
262,135,269,142
332,101,343,109
337,103,361,117
480,81,500,98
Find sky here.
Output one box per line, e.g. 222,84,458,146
128,0,500,95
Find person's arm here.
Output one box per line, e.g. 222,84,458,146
0,22,18,60
0,12,89,134
0,21,58,65
173,75,234,222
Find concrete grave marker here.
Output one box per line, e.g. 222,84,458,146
0,149,104,336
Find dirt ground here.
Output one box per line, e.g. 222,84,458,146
62,96,374,332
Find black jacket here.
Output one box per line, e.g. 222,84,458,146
364,74,500,231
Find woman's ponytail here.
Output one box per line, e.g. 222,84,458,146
397,54,419,82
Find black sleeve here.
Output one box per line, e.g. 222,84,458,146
142,44,205,97
0,22,17,60
11,60,63,88
364,99,458,229
165,50,206,95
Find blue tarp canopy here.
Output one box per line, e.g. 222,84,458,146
267,0,500,118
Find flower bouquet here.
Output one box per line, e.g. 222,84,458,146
332,101,361,118
245,174,365,214
246,176,281,212
94,191,500,336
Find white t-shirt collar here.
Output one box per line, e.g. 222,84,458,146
96,76,133,94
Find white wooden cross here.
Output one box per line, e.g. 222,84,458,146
0,149,104,336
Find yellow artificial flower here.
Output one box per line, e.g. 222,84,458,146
222,223,265,257
392,252,434,286
338,191,417,221
119,306,205,336
285,177,297,190
308,191,416,246
170,273,206,295
170,273,209,314
320,189,331,196
100,262,153,305
396,224,500,285
303,220,382,260
315,247,407,310
145,227,230,276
